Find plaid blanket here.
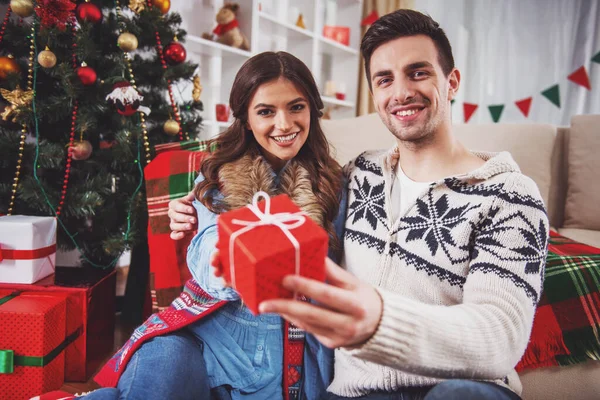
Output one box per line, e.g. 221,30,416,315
144,140,217,312
516,230,600,371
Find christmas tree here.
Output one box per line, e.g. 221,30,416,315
0,0,202,270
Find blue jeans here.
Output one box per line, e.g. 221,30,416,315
83,331,227,400
323,380,521,400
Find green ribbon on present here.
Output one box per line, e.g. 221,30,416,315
0,291,22,306
0,326,82,373
0,290,84,374
0,350,14,373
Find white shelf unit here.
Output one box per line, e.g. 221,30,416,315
171,0,362,139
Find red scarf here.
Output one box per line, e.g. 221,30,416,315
213,19,239,36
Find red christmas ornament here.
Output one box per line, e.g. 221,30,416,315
35,0,77,30
163,40,186,65
71,140,93,160
77,63,97,86
76,1,102,24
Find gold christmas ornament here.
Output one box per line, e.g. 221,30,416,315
0,86,34,122
163,119,180,136
151,0,170,14
38,46,57,68
0,55,21,79
118,32,139,52
128,0,145,13
10,0,34,18
192,75,202,103
71,140,93,161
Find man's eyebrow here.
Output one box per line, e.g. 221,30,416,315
405,61,434,71
371,69,393,82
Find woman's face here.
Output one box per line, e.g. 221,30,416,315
247,77,311,171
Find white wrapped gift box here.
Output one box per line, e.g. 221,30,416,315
0,215,57,284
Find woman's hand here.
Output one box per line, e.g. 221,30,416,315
168,191,197,240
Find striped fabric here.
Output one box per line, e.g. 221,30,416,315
516,230,600,371
144,140,216,312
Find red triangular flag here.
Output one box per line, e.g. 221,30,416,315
361,10,379,26
463,103,478,123
515,97,532,118
567,66,591,90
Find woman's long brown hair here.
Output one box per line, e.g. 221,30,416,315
195,51,343,254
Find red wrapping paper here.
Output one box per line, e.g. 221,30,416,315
0,291,66,399
217,194,328,314
0,268,116,382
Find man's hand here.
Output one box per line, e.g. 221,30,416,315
259,258,383,349
168,191,197,240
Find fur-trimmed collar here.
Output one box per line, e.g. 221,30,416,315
218,154,324,226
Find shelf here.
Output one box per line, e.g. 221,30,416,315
186,35,252,58
319,36,359,56
258,12,314,40
322,95,354,108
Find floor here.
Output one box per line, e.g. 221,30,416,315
59,313,134,395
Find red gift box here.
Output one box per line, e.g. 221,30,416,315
0,290,67,400
217,193,328,314
323,25,350,46
0,268,116,382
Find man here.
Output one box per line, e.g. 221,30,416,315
169,10,548,400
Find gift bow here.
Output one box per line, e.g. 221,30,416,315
229,191,306,293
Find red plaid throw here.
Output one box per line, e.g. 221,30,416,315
516,230,600,371
144,140,217,312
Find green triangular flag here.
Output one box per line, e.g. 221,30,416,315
451,99,455,105
541,84,561,108
593,51,600,64
488,105,504,123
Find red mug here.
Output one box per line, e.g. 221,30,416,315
216,104,230,122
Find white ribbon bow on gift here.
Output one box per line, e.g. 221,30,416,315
228,191,306,296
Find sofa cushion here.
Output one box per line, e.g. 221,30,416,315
557,228,600,248
564,115,600,230
516,231,600,372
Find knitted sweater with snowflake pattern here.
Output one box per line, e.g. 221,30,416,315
328,148,549,397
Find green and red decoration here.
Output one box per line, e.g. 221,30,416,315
460,52,598,123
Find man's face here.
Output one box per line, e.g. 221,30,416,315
369,35,459,146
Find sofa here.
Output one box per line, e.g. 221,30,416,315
145,114,600,399
321,113,600,400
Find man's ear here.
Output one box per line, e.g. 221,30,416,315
447,68,460,101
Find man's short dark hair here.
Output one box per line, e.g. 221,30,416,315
361,9,455,91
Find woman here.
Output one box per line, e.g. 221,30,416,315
43,52,346,400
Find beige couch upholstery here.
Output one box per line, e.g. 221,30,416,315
321,114,600,400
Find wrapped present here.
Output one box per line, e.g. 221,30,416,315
0,267,116,382
0,290,67,399
0,215,57,284
217,192,328,314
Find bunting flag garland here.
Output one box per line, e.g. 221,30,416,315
488,105,504,123
458,49,598,123
361,10,379,26
463,103,478,123
567,66,591,90
515,97,532,117
541,84,561,108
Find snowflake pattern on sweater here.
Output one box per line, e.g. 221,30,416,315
329,148,549,398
